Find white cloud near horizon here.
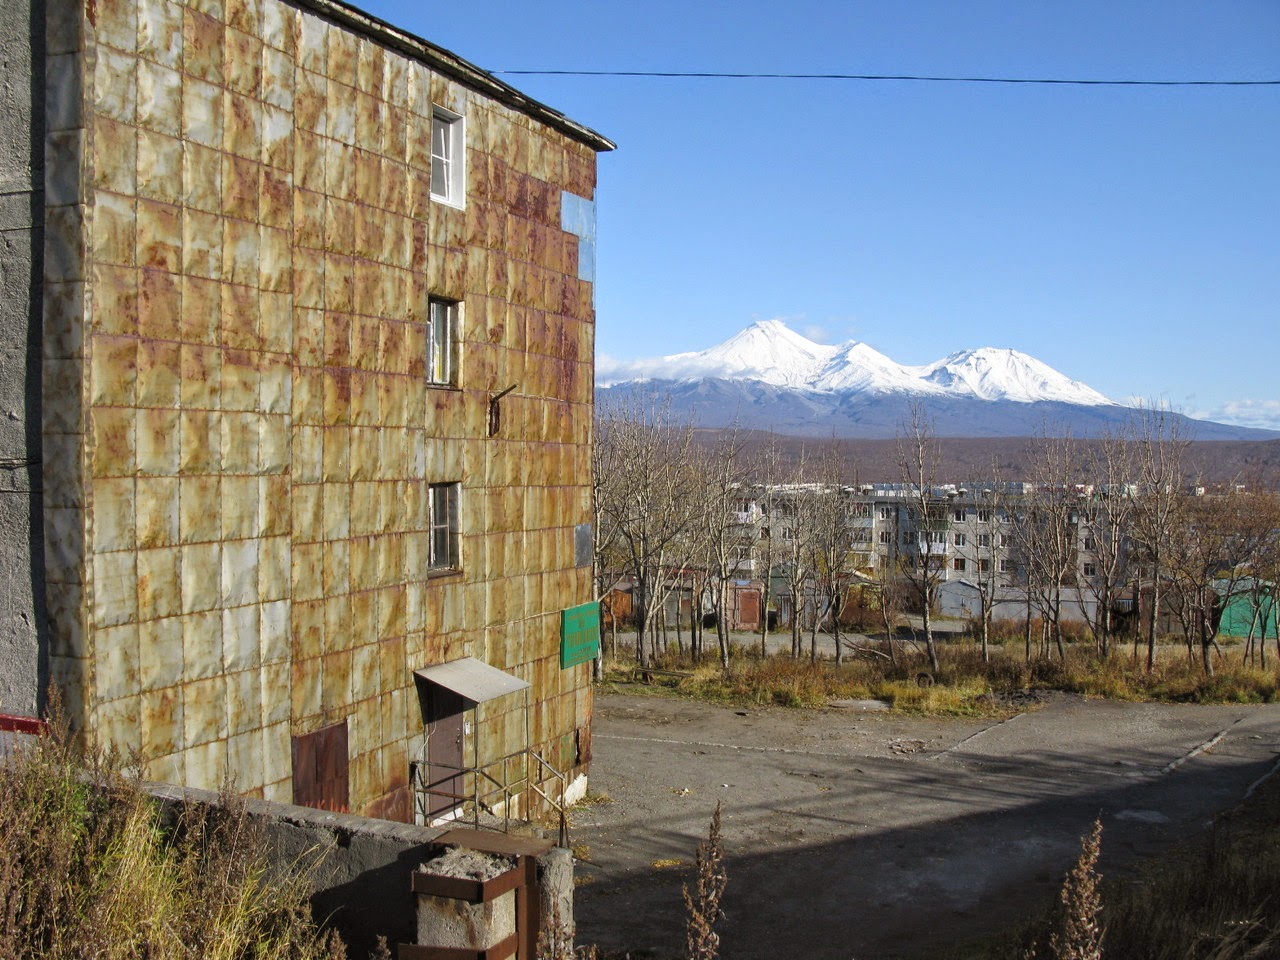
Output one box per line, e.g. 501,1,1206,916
1188,399,1280,433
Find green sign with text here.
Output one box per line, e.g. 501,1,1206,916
561,603,601,668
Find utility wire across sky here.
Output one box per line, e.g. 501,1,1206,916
492,69,1280,87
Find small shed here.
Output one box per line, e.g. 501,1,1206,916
1216,578,1278,641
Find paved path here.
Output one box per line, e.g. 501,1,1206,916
572,693,1280,959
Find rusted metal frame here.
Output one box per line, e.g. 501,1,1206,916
411,866,523,903
410,831,553,960
397,933,518,960
0,714,48,735
515,854,539,960
411,747,571,840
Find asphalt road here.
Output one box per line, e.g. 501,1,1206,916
571,692,1280,960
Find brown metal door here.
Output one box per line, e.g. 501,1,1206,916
291,721,349,813
737,589,761,629
426,688,465,819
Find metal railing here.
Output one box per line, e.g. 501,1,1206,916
411,748,571,846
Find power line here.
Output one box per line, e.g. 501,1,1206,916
491,69,1280,87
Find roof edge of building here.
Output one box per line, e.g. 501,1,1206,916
295,0,617,153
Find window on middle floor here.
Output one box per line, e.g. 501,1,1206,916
427,298,459,387
428,482,461,571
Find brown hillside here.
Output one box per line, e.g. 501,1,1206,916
715,431,1280,487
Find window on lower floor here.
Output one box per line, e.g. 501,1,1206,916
953,558,966,572
428,482,461,571
1083,562,1098,578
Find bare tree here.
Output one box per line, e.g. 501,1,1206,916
749,438,786,659
896,403,944,673
1245,491,1280,667
1075,433,1139,657
1129,405,1191,671
1165,484,1271,675
1023,432,1082,660
955,480,1007,662
807,448,855,664
695,428,749,672
775,476,824,660
595,397,703,667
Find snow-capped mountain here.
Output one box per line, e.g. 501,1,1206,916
598,319,1115,406
596,320,1275,440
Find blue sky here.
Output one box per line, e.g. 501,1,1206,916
358,0,1279,431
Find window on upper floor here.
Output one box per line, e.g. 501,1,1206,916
953,533,967,547
953,509,965,522
953,558,966,571
977,533,991,548
427,298,459,387
428,482,461,571
878,507,893,520
879,530,892,544
1083,562,1098,578
431,107,465,206
977,509,991,523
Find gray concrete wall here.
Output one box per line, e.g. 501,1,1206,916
146,781,448,957
0,0,45,718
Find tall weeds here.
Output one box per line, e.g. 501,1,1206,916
683,803,727,960
0,705,344,960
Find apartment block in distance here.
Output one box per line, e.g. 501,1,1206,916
0,0,613,822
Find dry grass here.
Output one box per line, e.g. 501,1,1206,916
600,639,1280,716
0,701,344,960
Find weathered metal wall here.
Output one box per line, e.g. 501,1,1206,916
41,0,600,816
0,0,45,718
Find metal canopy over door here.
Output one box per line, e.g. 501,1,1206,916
413,658,532,823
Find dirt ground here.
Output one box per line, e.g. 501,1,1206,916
571,689,1280,960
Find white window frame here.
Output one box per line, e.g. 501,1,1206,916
430,107,465,207
428,482,461,571
426,297,459,387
